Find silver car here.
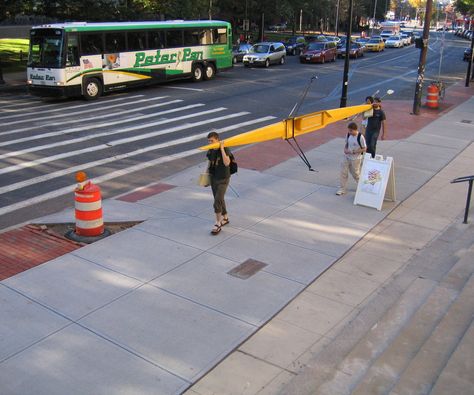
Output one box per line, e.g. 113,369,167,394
243,42,286,67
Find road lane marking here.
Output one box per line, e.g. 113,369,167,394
0,116,276,214
0,96,164,126
0,99,185,137
0,95,145,120
0,111,248,174
162,86,205,92
0,104,217,159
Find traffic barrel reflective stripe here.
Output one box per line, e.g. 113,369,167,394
426,84,439,109
74,181,104,237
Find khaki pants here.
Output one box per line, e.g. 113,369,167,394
211,177,229,215
339,156,362,192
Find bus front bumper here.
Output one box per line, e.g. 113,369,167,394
28,84,82,98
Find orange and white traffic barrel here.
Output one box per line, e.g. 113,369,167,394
74,172,104,237
426,83,439,109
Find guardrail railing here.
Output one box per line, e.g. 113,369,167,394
451,175,474,224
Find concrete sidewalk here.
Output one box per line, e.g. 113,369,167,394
1,91,474,394
0,71,27,93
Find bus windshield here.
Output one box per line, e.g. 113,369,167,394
28,29,64,68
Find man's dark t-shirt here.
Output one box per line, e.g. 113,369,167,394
207,148,232,180
366,109,386,134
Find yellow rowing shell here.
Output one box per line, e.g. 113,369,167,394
199,103,372,150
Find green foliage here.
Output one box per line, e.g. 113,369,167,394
0,38,29,72
0,0,403,35
455,0,474,15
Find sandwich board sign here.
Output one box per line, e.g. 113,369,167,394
354,154,396,211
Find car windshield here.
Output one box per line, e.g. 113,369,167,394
389,36,401,40
287,38,297,44
368,39,380,43
28,28,64,68
351,44,359,49
307,42,325,51
250,44,269,53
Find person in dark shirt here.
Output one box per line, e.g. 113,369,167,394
365,97,387,158
206,131,232,235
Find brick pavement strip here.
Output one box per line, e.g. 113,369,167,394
0,225,83,280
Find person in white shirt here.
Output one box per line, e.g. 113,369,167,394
336,122,367,196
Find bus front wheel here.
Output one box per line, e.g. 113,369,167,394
204,63,215,80
83,78,102,100
192,65,204,82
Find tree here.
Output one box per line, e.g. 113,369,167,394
455,0,474,15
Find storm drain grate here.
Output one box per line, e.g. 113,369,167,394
461,120,473,124
228,258,268,280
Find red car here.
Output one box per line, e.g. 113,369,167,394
300,41,337,64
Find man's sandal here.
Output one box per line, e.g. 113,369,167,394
211,224,221,235
221,218,230,226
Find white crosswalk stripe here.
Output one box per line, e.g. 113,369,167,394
0,108,238,174
0,116,275,196
0,102,204,148
0,93,276,220
1,96,156,125
0,95,144,119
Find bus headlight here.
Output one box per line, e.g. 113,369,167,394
27,80,33,84
55,81,65,86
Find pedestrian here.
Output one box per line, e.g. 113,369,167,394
365,97,387,158
206,131,233,235
361,96,374,135
336,122,367,196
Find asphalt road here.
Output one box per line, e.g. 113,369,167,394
0,32,470,230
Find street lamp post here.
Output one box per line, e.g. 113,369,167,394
335,0,340,35
371,0,378,36
466,29,474,87
340,0,354,107
413,0,434,115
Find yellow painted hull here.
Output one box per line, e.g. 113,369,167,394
199,104,372,150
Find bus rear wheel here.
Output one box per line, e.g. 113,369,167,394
192,65,204,82
204,63,216,80
83,78,102,100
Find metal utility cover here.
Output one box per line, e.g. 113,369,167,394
228,259,268,280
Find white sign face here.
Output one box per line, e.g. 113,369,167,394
360,166,384,195
354,154,396,211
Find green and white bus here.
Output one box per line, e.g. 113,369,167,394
27,20,233,99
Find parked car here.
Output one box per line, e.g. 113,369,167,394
306,34,328,43
243,42,286,67
338,42,365,58
355,37,369,51
365,37,385,52
401,30,415,44
300,41,337,63
380,30,394,41
400,33,411,45
464,47,473,61
385,35,404,48
269,23,287,31
232,43,253,64
284,36,306,55
324,35,342,44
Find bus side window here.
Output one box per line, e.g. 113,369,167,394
148,31,164,49
184,29,201,47
166,30,183,48
81,33,103,55
128,31,146,51
212,28,227,44
105,32,126,53
66,34,80,67
200,29,213,45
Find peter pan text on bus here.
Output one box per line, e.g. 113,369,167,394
134,48,203,67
